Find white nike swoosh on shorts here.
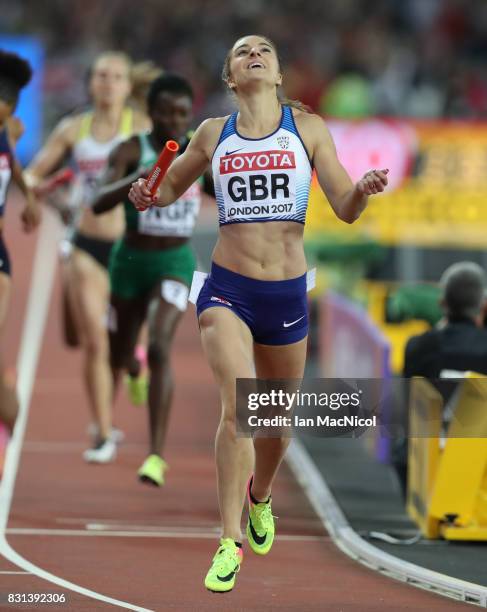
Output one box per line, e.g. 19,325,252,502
283,315,305,328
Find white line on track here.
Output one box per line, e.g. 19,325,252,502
0,212,154,612
22,441,146,453
87,522,221,533
0,570,31,575
7,527,325,542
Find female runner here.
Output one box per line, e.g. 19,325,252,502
129,35,388,592
26,52,150,462
0,50,41,430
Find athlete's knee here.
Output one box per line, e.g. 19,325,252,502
219,418,238,440
84,330,109,358
218,407,239,439
147,337,171,368
198,310,213,331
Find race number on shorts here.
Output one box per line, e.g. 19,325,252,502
161,280,189,312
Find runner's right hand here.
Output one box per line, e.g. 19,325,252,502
129,178,159,211
21,198,42,233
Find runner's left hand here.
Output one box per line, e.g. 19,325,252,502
356,168,389,195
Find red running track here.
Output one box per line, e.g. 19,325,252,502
0,199,472,611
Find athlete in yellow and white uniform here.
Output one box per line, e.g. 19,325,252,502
26,52,150,463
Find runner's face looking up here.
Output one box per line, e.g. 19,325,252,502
225,35,282,94
89,55,132,108
150,92,193,143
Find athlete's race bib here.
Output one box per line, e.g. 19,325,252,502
161,279,189,312
138,183,200,237
219,150,297,223
189,271,208,304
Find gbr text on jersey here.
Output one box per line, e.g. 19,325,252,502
220,150,296,220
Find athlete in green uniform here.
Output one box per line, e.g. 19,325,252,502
92,74,207,485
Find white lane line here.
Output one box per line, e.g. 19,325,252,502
86,523,327,542
56,517,202,526
7,528,324,542
86,523,220,533
0,212,154,612
22,441,146,453
21,440,209,453
0,570,31,575
0,213,61,530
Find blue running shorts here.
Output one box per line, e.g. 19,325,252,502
0,235,11,276
196,262,308,346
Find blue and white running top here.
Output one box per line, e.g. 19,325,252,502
212,105,312,226
0,128,12,219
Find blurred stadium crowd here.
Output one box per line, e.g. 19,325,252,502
3,0,487,126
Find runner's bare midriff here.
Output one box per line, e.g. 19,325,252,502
213,221,306,280
77,206,124,241
124,230,188,250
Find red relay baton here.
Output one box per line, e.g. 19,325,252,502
34,168,75,197
146,140,179,196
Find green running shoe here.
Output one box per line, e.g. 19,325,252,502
137,455,168,487
204,538,243,593
246,476,275,555
125,373,148,407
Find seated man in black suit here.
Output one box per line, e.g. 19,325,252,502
393,262,487,498
404,262,487,378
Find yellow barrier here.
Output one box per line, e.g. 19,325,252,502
407,378,442,538
407,374,487,540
